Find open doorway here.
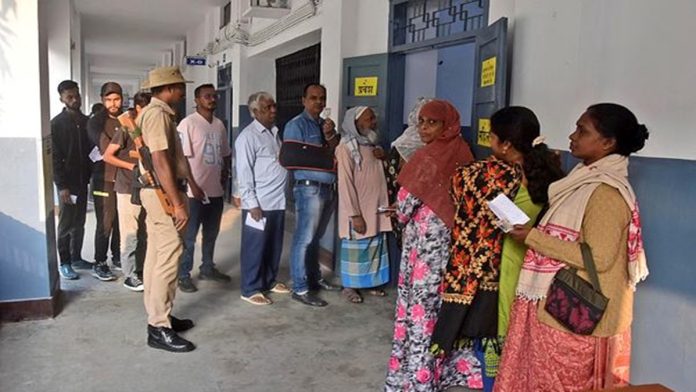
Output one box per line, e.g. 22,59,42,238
401,42,477,148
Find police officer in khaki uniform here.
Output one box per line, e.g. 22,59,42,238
138,66,196,352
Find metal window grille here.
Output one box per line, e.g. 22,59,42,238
250,0,290,8
391,0,487,50
221,2,231,28
275,43,321,137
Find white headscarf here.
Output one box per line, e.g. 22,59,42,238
340,106,379,170
391,97,432,161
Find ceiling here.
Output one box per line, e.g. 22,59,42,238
74,0,227,95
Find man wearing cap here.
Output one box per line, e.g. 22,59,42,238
86,82,123,282
138,66,195,352
52,80,92,280
103,91,152,292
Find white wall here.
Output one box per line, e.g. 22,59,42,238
492,0,696,160
70,1,83,89
342,0,390,59
197,0,391,127
44,0,73,118
0,0,52,229
185,7,218,115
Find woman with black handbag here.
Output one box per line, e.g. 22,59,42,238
495,103,650,391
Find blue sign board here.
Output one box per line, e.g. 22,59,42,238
186,56,207,66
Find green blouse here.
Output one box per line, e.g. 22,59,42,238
498,185,543,337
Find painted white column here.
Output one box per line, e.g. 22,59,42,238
0,0,58,310
319,0,344,122
173,40,186,67
70,3,83,88
43,0,73,117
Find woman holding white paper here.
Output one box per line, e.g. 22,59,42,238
495,103,650,391
431,106,564,391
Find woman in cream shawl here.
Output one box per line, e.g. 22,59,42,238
495,103,650,391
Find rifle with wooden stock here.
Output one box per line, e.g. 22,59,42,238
118,112,175,216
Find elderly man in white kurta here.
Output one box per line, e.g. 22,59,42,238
335,106,392,304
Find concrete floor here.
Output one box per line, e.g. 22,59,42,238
0,206,399,392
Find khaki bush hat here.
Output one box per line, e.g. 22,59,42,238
147,66,192,89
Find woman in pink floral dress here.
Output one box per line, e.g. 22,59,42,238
384,100,481,391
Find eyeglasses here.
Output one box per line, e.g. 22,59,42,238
201,93,219,100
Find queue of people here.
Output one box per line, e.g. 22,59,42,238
51,64,650,389
383,100,649,391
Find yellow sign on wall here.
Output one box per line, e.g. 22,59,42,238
480,57,497,87
478,118,491,147
354,77,379,96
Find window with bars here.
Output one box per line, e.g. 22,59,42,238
391,0,488,50
221,2,231,28
275,43,321,137
250,0,290,8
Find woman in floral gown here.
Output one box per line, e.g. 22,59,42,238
385,100,480,391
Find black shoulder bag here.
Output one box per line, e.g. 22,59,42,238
544,242,609,335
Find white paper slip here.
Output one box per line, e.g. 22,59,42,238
487,193,530,233
89,146,103,162
244,214,266,231
70,194,78,204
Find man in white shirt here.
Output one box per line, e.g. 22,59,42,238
177,83,232,292
235,92,290,305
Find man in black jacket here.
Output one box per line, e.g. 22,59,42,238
86,82,124,281
51,80,92,280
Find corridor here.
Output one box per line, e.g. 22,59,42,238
0,206,396,392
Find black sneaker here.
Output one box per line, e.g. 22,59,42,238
178,277,198,292
111,259,122,271
198,267,232,283
123,276,144,292
92,262,116,281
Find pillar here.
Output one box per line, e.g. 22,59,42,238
0,0,60,320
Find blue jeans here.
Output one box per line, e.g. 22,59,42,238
180,196,224,278
240,210,285,297
289,183,336,293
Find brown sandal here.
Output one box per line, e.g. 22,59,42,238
342,288,363,304
241,293,272,305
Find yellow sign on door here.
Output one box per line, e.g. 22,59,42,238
354,77,378,96
480,57,496,87
478,118,491,147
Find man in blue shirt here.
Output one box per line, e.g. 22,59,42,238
283,83,342,306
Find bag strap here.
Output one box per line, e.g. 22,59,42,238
580,242,602,293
